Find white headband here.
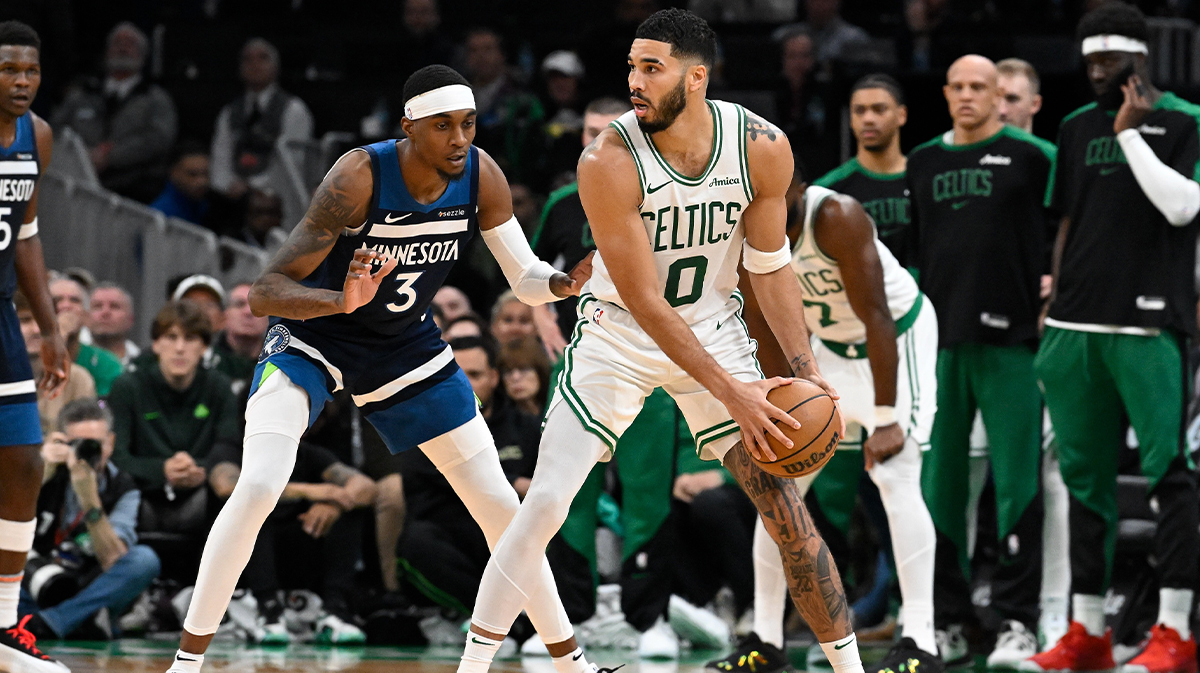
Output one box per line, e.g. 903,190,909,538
404,84,477,120
1082,34,1149,55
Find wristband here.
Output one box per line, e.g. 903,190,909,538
874,405,896,427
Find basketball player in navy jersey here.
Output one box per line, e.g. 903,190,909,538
0,20,72,673
166,65,597,673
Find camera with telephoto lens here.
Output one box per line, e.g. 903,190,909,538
23,542,90,609
71,437,103,470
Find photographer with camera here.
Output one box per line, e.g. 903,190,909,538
19,399,160,640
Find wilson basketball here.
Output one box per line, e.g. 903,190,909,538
753,380,842,478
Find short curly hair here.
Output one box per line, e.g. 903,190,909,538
0,21,40,52
1077,1,1148,44
635,8,718,68
403,65,470,106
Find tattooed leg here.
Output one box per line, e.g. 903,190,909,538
724,441,854,642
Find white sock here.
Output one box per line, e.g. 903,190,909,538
820,634,865,673
0,573,21,628
1040,452,1071,613
552,648,592,673
459,632,505,673
1072,594,1105,637
1157,588,1193,639
169,650,204,673
751,518,787,649
901,604,937,655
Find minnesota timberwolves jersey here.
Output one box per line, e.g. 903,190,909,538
284,140,478,339
589,100,752,326
792,185,919,347
0,112,39,299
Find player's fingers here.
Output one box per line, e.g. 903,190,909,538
743,429,771,462
374,255,399,278
353,247,379,262
765,400,801,430
762,418,793,452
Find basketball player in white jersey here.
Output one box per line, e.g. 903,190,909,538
726,179,943,673
458,9,865,673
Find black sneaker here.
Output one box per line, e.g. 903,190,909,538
0,615,71,673
706,632,789,673
873,637,945,673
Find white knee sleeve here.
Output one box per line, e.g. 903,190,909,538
752,517,788,649
427,413,518,548
0,518,35,553
183,370,308,635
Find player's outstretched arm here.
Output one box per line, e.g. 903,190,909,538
578,129,799,458
14,114,69,397
740,114,837,400
250,150,394,319
475,148,592,303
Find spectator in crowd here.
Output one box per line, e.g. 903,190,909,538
433,286,473,325
206,281,268,399
21,399,160,640
88,282,139,365
498,336,550,417
150,141,213,227
170,274,226,334
393,336,539,619
688,0,796,22
463,27,546,186
540,50,587,181
50,274,123,396
234,189,284,249
490,290,537,346
108,300,240,491
510,184,542,238
773,27,838,177
207,440,376,644
394,0,456,91
15,290,96,435
795,0,871,64
210,38,313,199
996,58,1042,134
51,22,177,203
443,314,488,342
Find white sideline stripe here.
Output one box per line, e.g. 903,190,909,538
0,380,36,397
288,336,345,392
352,345,455,406
371,219,468,239
0,161,37,175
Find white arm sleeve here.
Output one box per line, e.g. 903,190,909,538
1116,128,1200,226
481,216,562,305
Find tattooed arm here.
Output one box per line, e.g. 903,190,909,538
249,150,384,319
740,114,837,395
723,442,854,641
322,462,377,509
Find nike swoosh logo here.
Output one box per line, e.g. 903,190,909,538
1100,166,1121,176
470,637,492,646
715,320,724,331
384,213,412,223
647,181,671,194
572,653,584,661
177,657,197,662
950,201,969,210
834,640,854,650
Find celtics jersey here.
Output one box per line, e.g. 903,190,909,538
1047,94,1200,335
814,158,913,267
792,185,919,346
590,100,753,325
907,125,1056,348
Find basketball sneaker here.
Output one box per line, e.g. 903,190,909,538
705,632,789,673
638,618,679,659
669,595,730,650
314,613,366,645
1120,626,1197,673
873,637,945,673
936,625,972,668
1018,622,1114,673
988,621,1040,669
0,616,71,673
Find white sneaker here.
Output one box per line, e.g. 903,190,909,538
578,612,639,650
314,613,365,645
988,621,1038,669
668,595,730,650
417,615,464,646
119,592,155,634
521,633,550,656
224,590,259,640
1038,613,1068,653
257,618,292,646
638,618,680,659
284,590,324,635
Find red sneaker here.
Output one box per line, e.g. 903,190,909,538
1121,625,1197,673
1019,622,1115,673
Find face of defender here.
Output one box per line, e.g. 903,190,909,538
406,109,476,177
627,39,702,131
0,45,40,119
849,87,906,152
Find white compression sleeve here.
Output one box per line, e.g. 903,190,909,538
481,217,561,305
183,370,308,635
1116,128,1200,226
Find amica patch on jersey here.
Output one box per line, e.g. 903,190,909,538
259,324,292,362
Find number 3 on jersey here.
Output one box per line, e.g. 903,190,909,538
386,272,423,313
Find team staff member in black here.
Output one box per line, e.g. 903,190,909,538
907,55,1055,669
1025,5,1200,673
814,73,912,269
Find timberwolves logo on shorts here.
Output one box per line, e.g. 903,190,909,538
260,325,291,362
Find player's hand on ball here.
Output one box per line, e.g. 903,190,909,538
342,248,398,313
551,251,595,298
798,371,845,437
864,423,905,470
724,377,802,462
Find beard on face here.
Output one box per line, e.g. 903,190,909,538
1096,62,1136,111
635,74,688,134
